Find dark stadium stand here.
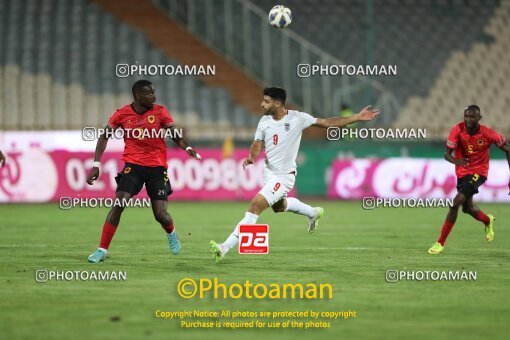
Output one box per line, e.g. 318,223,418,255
0,0,257,138
397,0,510,136
252,0,499,106
158,0,508,137
1,0,508,138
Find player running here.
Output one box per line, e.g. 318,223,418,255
428,105,510,255
86,80,200,263
210,87,379,262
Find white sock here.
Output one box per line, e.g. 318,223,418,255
285,197,317,218
222,212,259,253
99,247,108,254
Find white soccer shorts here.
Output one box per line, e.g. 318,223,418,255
258,168,296,206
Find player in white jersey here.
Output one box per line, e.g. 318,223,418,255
210,87,379,261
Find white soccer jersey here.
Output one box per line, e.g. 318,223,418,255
254,110,317,174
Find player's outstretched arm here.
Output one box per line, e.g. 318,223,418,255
0,150,5,167
86,125,112,185
169,125,201,160
498,142,510,194
313,105,380,128
444,147,469,167
243,140,263,170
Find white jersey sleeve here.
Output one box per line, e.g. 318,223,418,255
296,111,317,130
254,119,265,141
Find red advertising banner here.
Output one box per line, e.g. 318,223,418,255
328,158,510,202
0,148,272,202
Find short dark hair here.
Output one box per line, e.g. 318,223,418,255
464,104,480,113
263,87,286,104
132,80,153,97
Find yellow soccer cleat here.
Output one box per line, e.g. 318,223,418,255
428,242,444,255
485,214,495,242
209,240,224,263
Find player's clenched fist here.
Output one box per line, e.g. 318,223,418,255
86,167,100,185
242,157,254,170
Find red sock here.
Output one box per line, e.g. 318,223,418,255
438,220,455,246
99,223,117,250
474,211,490,225
163,223,175,234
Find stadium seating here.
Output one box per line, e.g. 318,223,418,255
396,0,510,137
0,0,255,139
159,0,504,138
250,0,504,137
2,0,508,140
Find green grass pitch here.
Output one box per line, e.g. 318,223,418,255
1,201,509,340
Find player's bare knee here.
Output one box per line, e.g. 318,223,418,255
452,197,465,209
467,206,479,216
154,214,168,225
248,194,270,215
248,202,263,215
116,191,131,198
153,209,170,225
115,191,132,202
461,205,470,214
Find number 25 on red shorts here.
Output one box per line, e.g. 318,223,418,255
238,224,269,254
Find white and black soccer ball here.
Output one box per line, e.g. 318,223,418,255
268,5,292,29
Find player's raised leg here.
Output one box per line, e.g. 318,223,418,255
88,191,132,263
461,196,494,241
210,193,268,262
272,198,324,233
268,171,323,233
428,193,465,254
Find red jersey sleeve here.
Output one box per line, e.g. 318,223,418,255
160,106,174,128
486,127,505,147
108,109,122,129
446,124,460,149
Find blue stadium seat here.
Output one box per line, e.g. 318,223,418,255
0,0,254,134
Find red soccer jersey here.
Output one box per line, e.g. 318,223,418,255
108,104,174,168
446,122,505,178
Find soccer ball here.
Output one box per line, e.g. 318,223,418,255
268,5,292,29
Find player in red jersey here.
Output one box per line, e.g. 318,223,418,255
428,105,510,254
86,80,201,263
